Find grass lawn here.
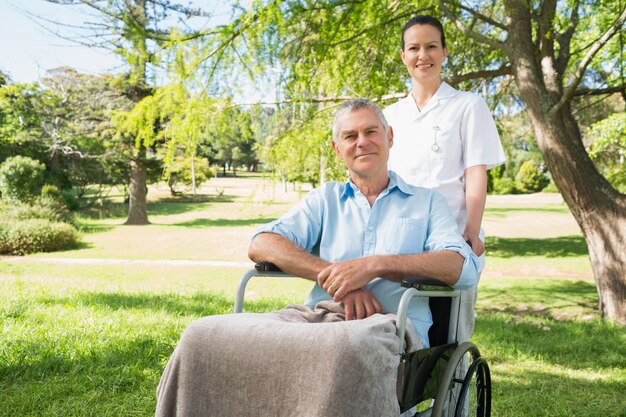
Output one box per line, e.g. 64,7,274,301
1,177,624,416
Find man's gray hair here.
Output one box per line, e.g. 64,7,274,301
332,99,390,142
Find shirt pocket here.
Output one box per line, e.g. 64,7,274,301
429,120,462,161
381,218,426,255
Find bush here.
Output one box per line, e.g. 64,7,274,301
515,161,549,193
492,177,518,195
42,184,80,211
486,166,501,194
0,196,72,224
0,156,46,202
542,180,559,193
0,219,80,255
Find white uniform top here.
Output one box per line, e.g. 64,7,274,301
384,82,506,235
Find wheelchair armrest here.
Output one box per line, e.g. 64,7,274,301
234,263,294,313
396,278,459,354
401,276,454,291
255,262,283,272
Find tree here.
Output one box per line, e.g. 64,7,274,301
0,69,135,203
438,0,626,324
42,0,209,224
39,68,135,197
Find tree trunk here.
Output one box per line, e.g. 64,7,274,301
529,106,626,325
505,0,626,324
125,157,149,225
190,150,197,200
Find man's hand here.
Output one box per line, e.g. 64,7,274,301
341,288,382,321
317,258,376,301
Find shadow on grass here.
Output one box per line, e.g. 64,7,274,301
485,235,588,258
76,224,116,233
472,312,626,370
36,291,293,318
148,196,235,217
478,279,598,315
165,216,277,228
490,366,626,417
484,206,570,217
474,279,625,370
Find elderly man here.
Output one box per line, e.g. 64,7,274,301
155,99,479,417
249,98,478,345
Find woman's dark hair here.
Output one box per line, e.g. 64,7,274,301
401,15,446,50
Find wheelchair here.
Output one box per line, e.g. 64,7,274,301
234,262,492,417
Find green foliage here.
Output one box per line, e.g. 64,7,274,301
0,182,78,255
542,180,560,193
0,155,46,202
114,95,162,149
165,156,216,195
259,105,345,187
0,194,72,223
0,83,52,162
487,164,505,193
40,184,79,218
0,69,137,203
206,103,261,174
587,112,626,193
515,161,548,193
492,176,518,195
0,219,80,255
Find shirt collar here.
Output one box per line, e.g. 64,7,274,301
340,170,414,199
402,81,459,112
388,170,415,196
432,81,458,100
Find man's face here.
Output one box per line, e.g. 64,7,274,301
332,107,393,178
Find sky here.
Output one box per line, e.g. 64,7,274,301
0,0,127,83
0,0,233,84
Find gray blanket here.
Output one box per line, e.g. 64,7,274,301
156,302,421,417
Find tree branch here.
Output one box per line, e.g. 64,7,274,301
439,0,508,51
457,2,507,31
555,5,626,112
329,10,425,48
446,64,512,85
555,0,580,75
230,92,409,111
535,0,562,96
574,84,626,97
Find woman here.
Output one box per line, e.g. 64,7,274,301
384,15,505,342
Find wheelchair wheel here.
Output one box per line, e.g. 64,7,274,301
430,342,491,417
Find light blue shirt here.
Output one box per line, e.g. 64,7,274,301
254,171,479,347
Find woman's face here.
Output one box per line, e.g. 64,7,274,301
400,24,447,85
